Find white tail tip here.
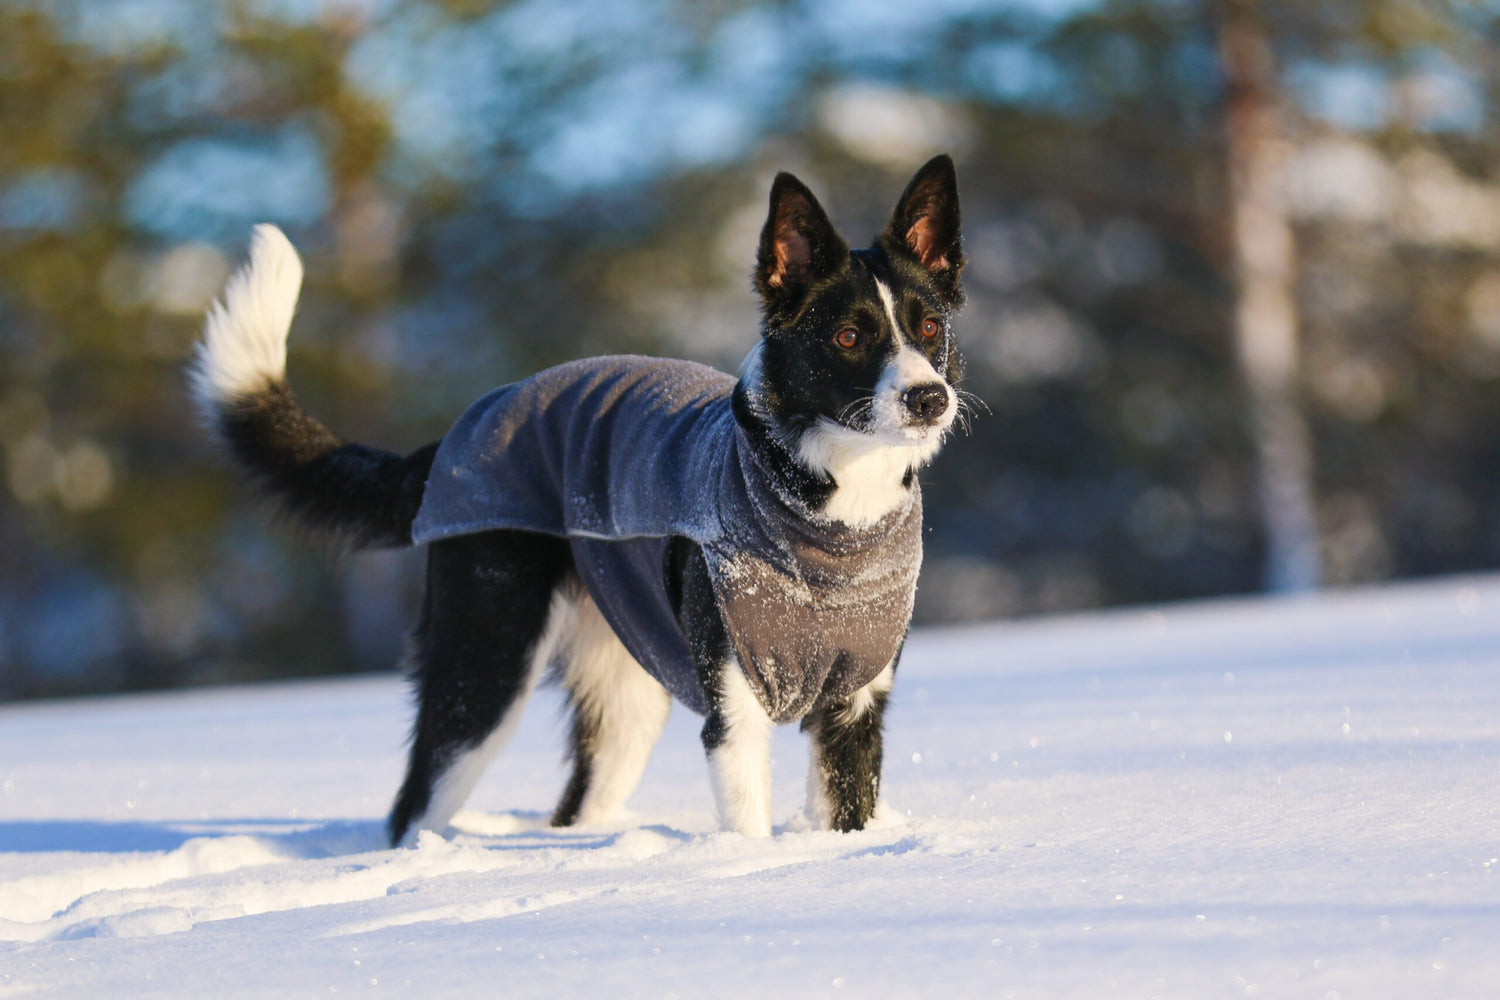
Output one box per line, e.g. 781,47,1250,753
191,224,304,407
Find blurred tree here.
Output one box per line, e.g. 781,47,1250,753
1216,0,1321,592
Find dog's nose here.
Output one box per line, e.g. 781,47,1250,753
902,382,951,424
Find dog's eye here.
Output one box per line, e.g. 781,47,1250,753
834,328,860,350
921,318,941,339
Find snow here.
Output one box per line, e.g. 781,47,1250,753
2,573,1498,998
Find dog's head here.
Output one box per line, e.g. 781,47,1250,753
744,156,965,473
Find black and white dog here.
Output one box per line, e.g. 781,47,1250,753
193,156,966,847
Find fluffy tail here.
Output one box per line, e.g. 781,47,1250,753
192,224,436,550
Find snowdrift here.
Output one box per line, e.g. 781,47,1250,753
3,575,1498,998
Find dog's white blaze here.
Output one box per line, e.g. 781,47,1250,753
803,661,895,829
874,278,903,336
560,594,671,824
403,587,573,846
192,224,302,408
708,662,774,836
871,280,956,437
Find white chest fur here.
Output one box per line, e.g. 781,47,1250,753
797,421,938,528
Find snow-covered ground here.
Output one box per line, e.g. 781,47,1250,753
2,574,1498,999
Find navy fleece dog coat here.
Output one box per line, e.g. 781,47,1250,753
411,355,921,723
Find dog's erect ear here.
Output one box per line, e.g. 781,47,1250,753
887,154,964,301
755,172,848,322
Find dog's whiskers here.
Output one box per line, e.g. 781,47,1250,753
837,395,875,429
954,386,990,414
950,387,988,437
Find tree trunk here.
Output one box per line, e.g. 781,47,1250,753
1217,0,1321,593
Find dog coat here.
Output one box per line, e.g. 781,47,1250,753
411,356,922,724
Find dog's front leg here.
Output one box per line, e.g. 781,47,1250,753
801,659,896,832
701,659,774,836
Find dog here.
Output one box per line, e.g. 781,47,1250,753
193,155,966,847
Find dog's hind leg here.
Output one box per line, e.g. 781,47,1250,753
550,595,671,827
801,658,896,832
387,531,574,848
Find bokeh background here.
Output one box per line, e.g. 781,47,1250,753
3,0,1499,699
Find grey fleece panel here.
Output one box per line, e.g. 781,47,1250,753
412,355,921,724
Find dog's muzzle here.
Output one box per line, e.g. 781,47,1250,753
902,382,951,426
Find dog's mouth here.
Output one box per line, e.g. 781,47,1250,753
894,422,952,451
859,413,954,449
